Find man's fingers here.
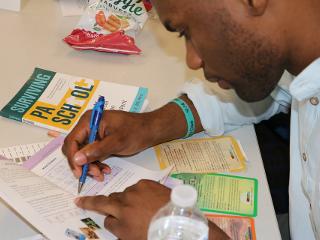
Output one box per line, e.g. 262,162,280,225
104,215,121,237
73,135,122,165
75,195,109,215
74,194,122,217
95,161,112,175
62,113,91,171
47,130,60,138
61,137,83,178
89,161,112,181
63,128,89,162
88,164,105,182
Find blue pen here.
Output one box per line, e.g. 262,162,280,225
78,96,105,194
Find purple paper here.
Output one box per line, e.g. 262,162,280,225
163,177,183,189
23,136,65,170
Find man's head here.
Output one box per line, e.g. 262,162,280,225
152,0,295,102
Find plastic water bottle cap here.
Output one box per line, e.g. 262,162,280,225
171,185,198,208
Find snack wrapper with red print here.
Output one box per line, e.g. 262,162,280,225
64,0,148,55
143,0,152,12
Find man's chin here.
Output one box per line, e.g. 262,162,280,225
217,80,232,89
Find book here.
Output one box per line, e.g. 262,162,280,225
0,68,148,133
0,136,171,240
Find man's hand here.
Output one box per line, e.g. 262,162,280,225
62,110,156,181
75,180,230,240
62,95,204,181
74,180,171,240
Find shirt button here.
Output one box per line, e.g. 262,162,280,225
310,97,319,106
302,153,307,162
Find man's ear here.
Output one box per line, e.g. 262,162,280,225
242,0,268,16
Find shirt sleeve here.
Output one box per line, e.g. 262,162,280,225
181,72,293,136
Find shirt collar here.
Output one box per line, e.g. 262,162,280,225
289,58,320,101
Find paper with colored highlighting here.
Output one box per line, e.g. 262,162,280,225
155,136,246,174
172,173,258,217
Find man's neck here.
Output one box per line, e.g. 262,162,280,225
285,1,320,75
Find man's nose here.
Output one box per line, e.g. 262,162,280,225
185,40,203,70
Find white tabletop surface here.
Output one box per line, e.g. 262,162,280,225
0,1,281,239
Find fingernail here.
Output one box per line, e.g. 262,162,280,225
94,174,104,182
103,167,111,174
72,170,80,178
74,197,80,205
74,152,87,165
47,130,60,138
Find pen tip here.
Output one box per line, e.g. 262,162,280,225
78,183,83,194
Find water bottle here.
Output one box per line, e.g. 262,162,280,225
148,184,209,240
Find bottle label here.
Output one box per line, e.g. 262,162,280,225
198,232,209,240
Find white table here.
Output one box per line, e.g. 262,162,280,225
0,1,281,239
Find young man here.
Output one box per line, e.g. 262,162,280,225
62,0,320,239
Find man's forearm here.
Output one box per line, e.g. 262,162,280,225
146,94,204,146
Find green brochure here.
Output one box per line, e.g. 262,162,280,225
172,173,258,217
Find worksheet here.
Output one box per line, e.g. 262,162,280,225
172,173,258,217
0,160,110,240
0,136,171,240
155,136,246,174
23,137,171,197
206,214,256,240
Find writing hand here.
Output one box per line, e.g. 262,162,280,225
62,95,204,181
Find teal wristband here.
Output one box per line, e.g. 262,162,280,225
171,98,195,138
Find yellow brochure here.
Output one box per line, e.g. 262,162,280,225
154,136,246,174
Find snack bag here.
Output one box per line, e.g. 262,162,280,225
64,0,148,55
143,0,152,12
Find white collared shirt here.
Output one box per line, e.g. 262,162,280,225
182,58,320,239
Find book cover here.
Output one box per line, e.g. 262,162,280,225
0,68,148,133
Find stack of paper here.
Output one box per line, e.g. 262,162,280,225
0,0,21,11
0,136,171,240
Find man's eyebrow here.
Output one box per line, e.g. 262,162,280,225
164,20,177,32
